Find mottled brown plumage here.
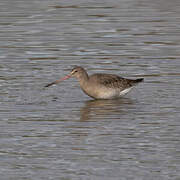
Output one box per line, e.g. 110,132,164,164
90,74,135,89
45,66,144,99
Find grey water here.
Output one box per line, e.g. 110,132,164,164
0,0,180,179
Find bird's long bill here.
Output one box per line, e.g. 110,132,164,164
45,74,71,87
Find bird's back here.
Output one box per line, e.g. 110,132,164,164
89,73,142,90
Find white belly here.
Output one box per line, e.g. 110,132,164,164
97,87,133,99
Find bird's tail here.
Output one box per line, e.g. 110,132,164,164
134,78,144,83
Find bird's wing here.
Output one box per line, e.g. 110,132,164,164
90,73,133,90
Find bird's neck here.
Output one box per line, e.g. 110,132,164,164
78,72,89,87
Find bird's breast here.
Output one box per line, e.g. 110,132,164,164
80,83,117,99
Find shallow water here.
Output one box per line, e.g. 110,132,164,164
0,0,180,179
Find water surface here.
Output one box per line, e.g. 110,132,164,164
0,0,180,179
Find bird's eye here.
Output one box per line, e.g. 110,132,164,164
71,70,77,74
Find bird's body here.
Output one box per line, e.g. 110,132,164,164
78,73,143,99
45,66,144,100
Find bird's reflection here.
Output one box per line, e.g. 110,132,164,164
80,98,134,121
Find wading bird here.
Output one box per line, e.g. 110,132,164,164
45,66,144,99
